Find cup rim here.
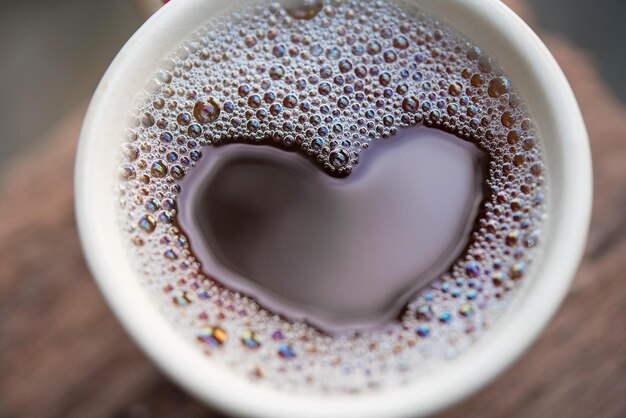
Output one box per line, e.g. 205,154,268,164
75,0,592,417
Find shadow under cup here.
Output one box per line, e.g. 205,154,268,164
75,0,592,417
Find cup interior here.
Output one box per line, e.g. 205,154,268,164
75,0,592,417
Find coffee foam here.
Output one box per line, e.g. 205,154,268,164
116,0,545,393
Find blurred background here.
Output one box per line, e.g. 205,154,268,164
1,1,625,418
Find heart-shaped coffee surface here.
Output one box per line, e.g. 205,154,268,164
178,126,485,334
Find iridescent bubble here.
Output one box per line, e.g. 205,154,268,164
138,214,157,233
379,72,392,86
269,65,286,80
329,148,350,168
402,96,420,113
150,160,168,178
338,59,353,73
488,76,510,98
283,94,298,108
119,164,136,180
193,97,221,123
492,271,505,286
188,124,202,138
465,261,480,277
278,343,297,359
145,197,160,212
416,325,430,337
506,230,520,246
197,326,228,346
438,311,452,323
326,46,341,60
238,84,251,97
173,291,193,306
510,262,526,279
415,304,433,321
392,35,409,49
170,164,185,179
177,112,191,125
367,41,381,55
141,112,155,127
448,81,463,96
383,50,397,63
459,304,473,317
272,45,286,57
241,330,262,349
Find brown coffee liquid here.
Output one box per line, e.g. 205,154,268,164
177,127,486,334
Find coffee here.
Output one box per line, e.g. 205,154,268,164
177,128,486,334
117,0,545,393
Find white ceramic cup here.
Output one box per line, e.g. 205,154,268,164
75,0,592,417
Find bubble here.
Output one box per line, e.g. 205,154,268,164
145,197,160,212
459,304,473,317
241,330,262,349
273,45,286,57
402,96,420,113
478,56,492,73
244,35,257,47
492,271,505,286
392,35,409,49
177,112,191,125
197,326,228,346
150,160,168,178
281,0,323,20
507,129,521,144
170,165,185,179
416,325,430,337
188,124,203,138
318,82,332,95
501,111,516,128
278,343,297,359
465,261,480,277
338,59,353,73
193,98,221,123
326,46,342,60
164,248,179,260
238,84,251,97
510,262,526,279
283,94,298,108
415,304,433,321
438,312,452,323
173,291,193,306
138,214,157,233
488,76,510,98
379,72,392,86
448,81,463,96
382,115,394,126
467,46,481,60
120,164,136,180
329,148,350,168
367,41,381,55
269,65,286,80
383,50,397,63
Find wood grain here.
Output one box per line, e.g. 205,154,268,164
1,2,625,417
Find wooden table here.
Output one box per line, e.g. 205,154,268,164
1,1,625,417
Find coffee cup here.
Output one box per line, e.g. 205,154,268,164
75,0,592,416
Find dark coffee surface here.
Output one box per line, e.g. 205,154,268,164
178,127,485,333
